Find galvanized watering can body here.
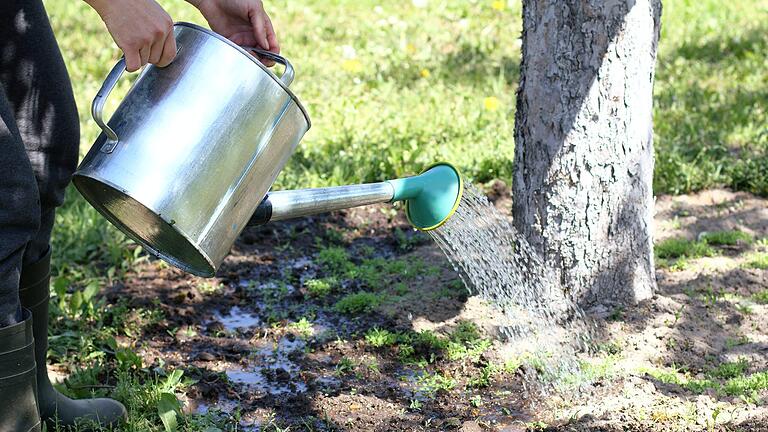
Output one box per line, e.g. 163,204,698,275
73,23,311,277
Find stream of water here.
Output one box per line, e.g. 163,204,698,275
428,182,597,391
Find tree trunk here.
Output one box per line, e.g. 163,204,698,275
513,0,662,308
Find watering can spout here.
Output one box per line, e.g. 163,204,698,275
249,163,463,231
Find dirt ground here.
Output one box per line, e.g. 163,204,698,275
96,186,768,431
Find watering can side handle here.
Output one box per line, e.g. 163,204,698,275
91,57,125,153
241,47,294,87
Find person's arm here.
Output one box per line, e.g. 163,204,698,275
84,0,176,72
185,0,279,66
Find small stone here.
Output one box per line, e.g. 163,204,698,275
206,321,225,334
499,424,526,432
443,417,461,429
274,368,290,382
173,292,186,304
197,352,215,361
461,420,482,432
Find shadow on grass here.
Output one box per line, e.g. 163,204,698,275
429,43,519,87
673,27,768,64
371,41,519,89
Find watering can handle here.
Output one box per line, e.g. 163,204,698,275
241,47,294,87
91,57,125,153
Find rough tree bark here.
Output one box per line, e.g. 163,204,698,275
513,0,662,308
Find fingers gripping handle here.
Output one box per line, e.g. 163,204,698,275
92,57,125,153
242,47,294,86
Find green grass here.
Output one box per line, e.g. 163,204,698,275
653,1,768,195
286,317,314,338
654,237,717,269
446,321,492,361
333,291,385,315
466,364,499,389
335,357,356,375
315,244,435,292
707,358,749,380
722,371,768,397
362,324,493,365
45,0,768,199
304,277,338,298
416,371,456,395
699,230,752,246
364,327,398,348
316,246,353,275
655,237,716,259
644,359,768,399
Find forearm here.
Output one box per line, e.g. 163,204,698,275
82,0,111,15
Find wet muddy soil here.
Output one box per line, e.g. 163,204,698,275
105,186,768,431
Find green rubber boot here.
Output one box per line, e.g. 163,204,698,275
19,249,126,430
0,308,41,432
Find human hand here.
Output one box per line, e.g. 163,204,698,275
85,0,176,72
187,0,279,66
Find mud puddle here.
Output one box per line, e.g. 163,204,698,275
214,306,262,332
224,335,309,396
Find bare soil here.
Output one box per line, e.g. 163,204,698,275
97,186,768,431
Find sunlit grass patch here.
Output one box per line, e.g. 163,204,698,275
642,358,766,399
365,327,398,348
197,281,223,295
416,371,456,395
304,277,338,298
744,252,768,270
446,321,493,361
286,317,315,338
364,325,493,365
751,289,768,304
722,370,768,396
466,364,499,389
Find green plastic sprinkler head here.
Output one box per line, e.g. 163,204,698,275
248,162,464,232
387,162,464,231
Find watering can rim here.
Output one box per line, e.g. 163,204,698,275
72,173,217,278
404,161,464,231
175,22,311,129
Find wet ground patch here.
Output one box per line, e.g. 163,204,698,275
50,187,768,431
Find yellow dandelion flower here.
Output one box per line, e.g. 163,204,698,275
483,96,501,111
341,59,363,74
405,43,417,55
491,0,505,11
420,68,430,78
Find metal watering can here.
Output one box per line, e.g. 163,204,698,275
74,23,463,277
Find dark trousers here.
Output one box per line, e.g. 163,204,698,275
0,0,79,326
